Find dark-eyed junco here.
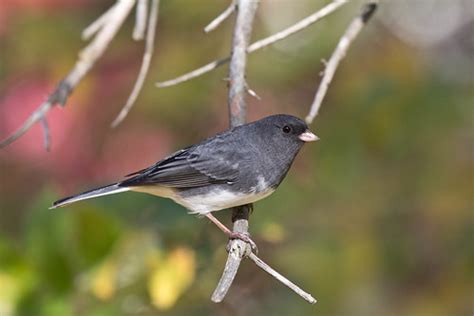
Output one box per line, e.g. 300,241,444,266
51,114,318,247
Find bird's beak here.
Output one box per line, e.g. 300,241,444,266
299,130,319,142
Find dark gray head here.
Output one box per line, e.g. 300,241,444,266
251,114,318,148
237,114,318,187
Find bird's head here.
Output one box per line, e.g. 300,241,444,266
261,114,318,144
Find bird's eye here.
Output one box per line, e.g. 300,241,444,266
282,125,292,133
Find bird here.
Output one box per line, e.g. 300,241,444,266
51,114,318,249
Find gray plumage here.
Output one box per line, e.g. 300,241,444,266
51,114,318,214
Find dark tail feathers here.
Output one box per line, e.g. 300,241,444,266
50,183,129,209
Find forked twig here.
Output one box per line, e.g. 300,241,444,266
0,0,137,149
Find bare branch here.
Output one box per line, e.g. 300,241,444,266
0,82,71,148
204,0,236,33
111,0,160,128
81,3,118,41
133,0,148,40
246,86,261,100
0,0,136,149
305,1,377,124
247,0,347,52
248,253,317,304
211,207,252,302
156,0,347,88
211,0,259,302
227,0,258,127
156,57,230,88
39,116,51,152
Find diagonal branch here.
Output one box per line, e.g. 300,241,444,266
133,0,149,40
0,0,137,149
204,0,236,33
305,1,378,124
111,0,160,128
156,0,347,88
248,253,316,304
82,2,119,41
246,0,347,52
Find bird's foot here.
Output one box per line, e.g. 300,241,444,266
228,232,258,254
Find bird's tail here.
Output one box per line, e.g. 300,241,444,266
50,183,129,209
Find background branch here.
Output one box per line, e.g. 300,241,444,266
111,0,160,128
305,1,378,124
133,0,148,40
156,0,347,88
204,0,236,33
0,0,152,149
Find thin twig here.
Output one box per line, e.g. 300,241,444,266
156,0,347,88
211,0,259,303
0,82,71,148
39,116,51,151
156,57,230,88
82,3,118,41
246,0,347,52
111,0,159,127
204,0,236,33
247,86,261,100
305,1,378,124
248,252,317,304
0,0,136,149
133,0,148,40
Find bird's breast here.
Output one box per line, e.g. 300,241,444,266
175,185,275,215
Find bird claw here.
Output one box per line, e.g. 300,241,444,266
228,232,258,254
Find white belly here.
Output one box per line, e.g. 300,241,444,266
130,175,275,215
174,188,275,215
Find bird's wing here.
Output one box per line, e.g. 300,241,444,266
120,136,242,188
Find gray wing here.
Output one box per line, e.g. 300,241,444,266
120,134,244,188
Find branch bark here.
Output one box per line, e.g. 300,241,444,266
248,253,316,304
212,0,318,304
211,0,259,302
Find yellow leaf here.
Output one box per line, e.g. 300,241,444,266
148,247,195,310
0,273,19,316
261,222,286,243
91,261,116,301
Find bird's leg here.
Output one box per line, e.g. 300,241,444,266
205,213,257,253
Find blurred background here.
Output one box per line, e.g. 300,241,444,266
0,0,472,315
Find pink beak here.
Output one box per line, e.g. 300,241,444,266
298,130,319,142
